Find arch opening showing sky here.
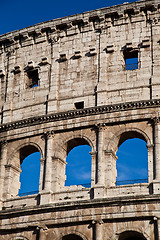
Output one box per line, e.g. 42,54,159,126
65,145,92,187
116,138,148,185
19,152,41,196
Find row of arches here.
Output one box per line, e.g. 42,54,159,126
17,131,148,196
10,230,148,240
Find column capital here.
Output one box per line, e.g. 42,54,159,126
96,123,106,132
37,224,48,231
89,151,97,157
41,130,54,141
40,158,45,164
5,164,22,173
104,149,118,160
0,140,8,147
52,156,66,165
151,112,160,125
147,144,154,151
92,219,104,225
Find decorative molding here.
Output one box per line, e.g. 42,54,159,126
96,123,106,132
89,151,97,157
41,130,54,141
92,219,104,225
0,99,160,133
0,140,8,146
36,224,48,231
104,150,118,160
5,164,22,173
52,156,66,165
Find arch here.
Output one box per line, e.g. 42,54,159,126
8,141,43,165
118,230,148,240
64,134,94,155
5,142,42,198
116,137,148,184
65,144,92,187
66,137,91,155
62,234,83,240
65,137,92,187
60,230,88,240
108,127,151,152
118,131,147,147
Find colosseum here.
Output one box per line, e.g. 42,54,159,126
0,0,160,239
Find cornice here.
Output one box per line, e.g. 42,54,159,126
0,99,160,133
1,193,160,218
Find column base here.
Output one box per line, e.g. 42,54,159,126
39,191,53,205
153,181,160,194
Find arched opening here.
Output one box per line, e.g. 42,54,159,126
116,131,148,185
118,230,147,240
62,234,83,240
18,145,41,196
65,138,92,187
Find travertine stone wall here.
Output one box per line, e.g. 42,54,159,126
0,0,160,123
1,0,160,239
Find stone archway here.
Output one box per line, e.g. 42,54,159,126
62,234,83,240
118,230,147,240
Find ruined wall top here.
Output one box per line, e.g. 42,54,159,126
0,0,158,42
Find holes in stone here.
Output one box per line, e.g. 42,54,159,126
65,138,91,187
74,101,84,109
116,135,148,185
123,50,138,70
19,146,41,196
26,69,39,88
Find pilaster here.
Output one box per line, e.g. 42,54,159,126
152,117,160,193
51,156,66,192
104,149,118,187
90,151,97,187
0,140,8,206
41,131,54,192
92,219,104,240
96,124,106,186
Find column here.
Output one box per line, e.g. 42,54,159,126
39,158,45,191
0,140,8,203
153,118,160,193
41,131,54,192
154,119,160,179
92,220,104,240
104,150,117,187
90,151,97,187
147,144,154,183
97,124,106,186
37,225,48,240
52,157,66,192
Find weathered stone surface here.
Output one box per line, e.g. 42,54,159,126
0,0,160,239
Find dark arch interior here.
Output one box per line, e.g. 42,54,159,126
67,138,90,154
119,231,147,240
62,234,83,240
118,131,147,147
20,145,39,164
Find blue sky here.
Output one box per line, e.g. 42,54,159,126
1,0,140,36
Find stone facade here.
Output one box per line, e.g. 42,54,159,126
0,0,160,239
